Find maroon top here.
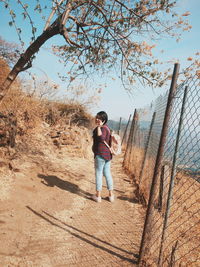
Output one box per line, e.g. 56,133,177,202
92,124,112,161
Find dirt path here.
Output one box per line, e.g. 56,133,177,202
0,147,145,266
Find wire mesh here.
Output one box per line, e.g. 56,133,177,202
123,109,138,174
159,75,200,267
108,116,132,148
135,74,200,266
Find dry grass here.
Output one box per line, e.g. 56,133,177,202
0,59,93,161
123,145,155,205
124,147,200,266
0,88,92,129
0,58,10,83
45,101,93,128
141,170,200,267
161,171,200,266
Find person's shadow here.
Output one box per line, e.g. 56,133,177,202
38,174,92,199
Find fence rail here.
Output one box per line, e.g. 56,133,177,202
123,64,200,266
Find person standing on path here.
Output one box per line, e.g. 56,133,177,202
92,111,114,203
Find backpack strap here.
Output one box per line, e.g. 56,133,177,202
104,140,115,155
104,140,111,150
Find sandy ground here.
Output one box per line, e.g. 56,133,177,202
0,136,145,266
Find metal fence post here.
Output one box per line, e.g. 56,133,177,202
123,109,137,168
139,112,156,186
158,85,188,266
138,63,180,265
118,117,122,135
128,110,138,170
121,114,131,146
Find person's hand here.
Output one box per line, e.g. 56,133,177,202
95,118,104,127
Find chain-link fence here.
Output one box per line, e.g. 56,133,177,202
123,64,200,266
108,115,132,147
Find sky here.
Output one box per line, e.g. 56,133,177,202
0,0,199,121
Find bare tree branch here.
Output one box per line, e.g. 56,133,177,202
44,0,65,31
61,26,83,48
0,0,189,97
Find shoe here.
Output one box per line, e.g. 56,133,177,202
91,194,101,203
109,195,114,202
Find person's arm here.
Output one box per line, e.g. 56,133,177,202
97,127,107,142
96,119,104,137
97,126,102,136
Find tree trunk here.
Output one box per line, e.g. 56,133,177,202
0,22,60,101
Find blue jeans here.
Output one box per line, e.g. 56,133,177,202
95,155,113,191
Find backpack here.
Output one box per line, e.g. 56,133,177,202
104,131,122,156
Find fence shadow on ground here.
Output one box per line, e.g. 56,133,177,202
26,206,139,264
